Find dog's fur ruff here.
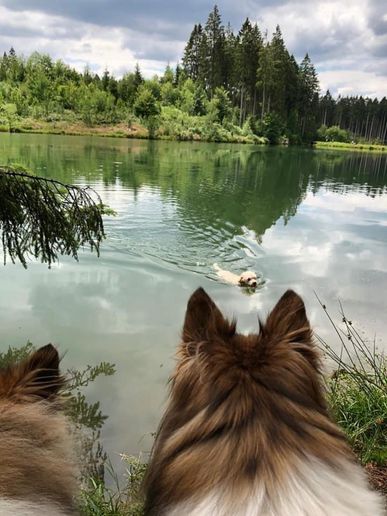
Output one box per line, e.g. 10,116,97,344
144,288,384,516
214,264,258,287
0,344,78,515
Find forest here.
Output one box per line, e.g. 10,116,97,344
0,5,386,145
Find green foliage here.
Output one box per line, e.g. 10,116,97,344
0,166,109,268
0,102,17,130
133,87,160,119
259,112,284,144
133,87,161,138
316,301,387,465
0,12,385,145
317,124,350,143
207,87,232,123
0,341,34,368
80,457,146,515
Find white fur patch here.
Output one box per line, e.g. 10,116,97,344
166,456,384,516
0,499,72,515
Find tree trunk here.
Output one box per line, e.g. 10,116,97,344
261,84,266,120
239,86,244,126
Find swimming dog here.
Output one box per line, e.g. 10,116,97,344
0,344,78,515
214,263,258,287
144,288,384,516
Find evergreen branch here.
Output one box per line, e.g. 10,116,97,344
0,166,108,268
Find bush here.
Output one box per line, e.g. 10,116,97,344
317,124,350,143
259,113,284,144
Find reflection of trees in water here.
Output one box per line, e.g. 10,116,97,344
0,135,386,240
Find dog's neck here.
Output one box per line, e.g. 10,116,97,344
145,379,383,515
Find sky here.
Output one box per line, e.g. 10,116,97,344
0,0,386,98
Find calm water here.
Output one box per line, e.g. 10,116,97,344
0,133,387,462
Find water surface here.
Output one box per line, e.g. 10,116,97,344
0,133,386,461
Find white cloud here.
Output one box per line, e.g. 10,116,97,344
254,0,387,97
0,5,173,77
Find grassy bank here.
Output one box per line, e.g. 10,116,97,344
0,110,268,145
315,141,387,152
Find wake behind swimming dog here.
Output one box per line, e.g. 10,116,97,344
214,263,258,287
144,288,384,516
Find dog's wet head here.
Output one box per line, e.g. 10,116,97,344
239,271,258,288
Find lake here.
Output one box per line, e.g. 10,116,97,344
0,133,386,465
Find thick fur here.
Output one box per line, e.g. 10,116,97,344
0,344,78,515
144,288,384,515
214,264,258,287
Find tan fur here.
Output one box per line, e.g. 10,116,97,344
144,289,383,515
0,345,78,514
214,264,258,287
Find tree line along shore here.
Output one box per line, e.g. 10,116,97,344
0,5,386,148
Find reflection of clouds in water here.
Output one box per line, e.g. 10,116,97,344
303,190,387,213
260,189,387,342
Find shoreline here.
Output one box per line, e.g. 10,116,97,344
314,141,387,153
1,120,386,153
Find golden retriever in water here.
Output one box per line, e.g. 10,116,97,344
0,344,78,515
144,288,384,516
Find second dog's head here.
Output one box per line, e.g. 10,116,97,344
239,271,258,287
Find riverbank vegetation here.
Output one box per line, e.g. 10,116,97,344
315,141,387,152
0,6,386,146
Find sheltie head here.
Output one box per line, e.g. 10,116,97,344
0,345,78,514
145,288,354,514
0,343,64,403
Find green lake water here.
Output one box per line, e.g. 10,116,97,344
0,133,386,461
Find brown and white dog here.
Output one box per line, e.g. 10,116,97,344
0,344,78,515
144,288,384,516
214,264,258,288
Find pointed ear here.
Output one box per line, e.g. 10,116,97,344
0,344,64,402
264,290,312,344
182,288,234,343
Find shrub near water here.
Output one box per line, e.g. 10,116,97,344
316,303,387,465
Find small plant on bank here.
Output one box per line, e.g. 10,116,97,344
316,299,387,466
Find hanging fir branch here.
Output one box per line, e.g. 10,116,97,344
0,166,108,268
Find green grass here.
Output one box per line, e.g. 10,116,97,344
316,300,387,465
79,456,146,515
314,141,387,152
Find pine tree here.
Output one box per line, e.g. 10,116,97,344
257,43,277,118
182,24,204,82
268,25,290,118
298,53,320,140
133,63,144,90
237,18,263,123
204,5,226,95
101,69,110,91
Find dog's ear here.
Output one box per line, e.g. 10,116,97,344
0,344,64,402
264,290,312,346
182,288,234,343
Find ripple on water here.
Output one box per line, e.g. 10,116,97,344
105,189,265,280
